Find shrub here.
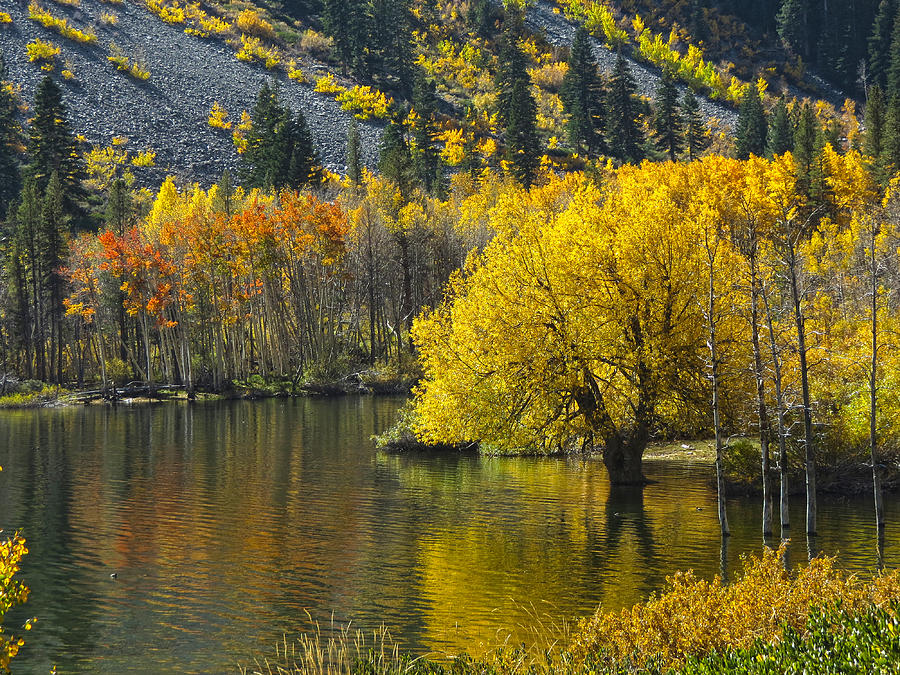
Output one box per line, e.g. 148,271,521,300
51,0,80,6
287,61,306,82
28,2,97,43
62,59,76,80
25,39,61,69
100,11,118,25
108,41,150,80
208,101,231,129
314,72,345,95
0,531,31,672
570,545,900,671
335,84,391,119
299,28,333,55
131,149,155,166
0,12,11,24
235,8,274,39
235,34,280,69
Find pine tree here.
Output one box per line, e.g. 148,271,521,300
242,82,289,189
379,112,415,199
605,51,644,163
889,8,900,98
689,0,710,46
411,71,441,194
869,0,896,91
864,85,887,162
777,0,807,56
371,0,414,93
346,118,363,186
767,96,794,156
467,0,495,40
681,90,708,161
560,26,606,155
651,72,683,161
323,0,371,75
15,176,44,380
734,85,768,159
284,111,322,188
41,170,67,383
0,54,21,219
495,30,530,128
880,95,900,178
793,101,825,202
105,177,133,235
504,78,540,186
27,76,83,216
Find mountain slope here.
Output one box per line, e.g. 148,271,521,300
0,0,383,184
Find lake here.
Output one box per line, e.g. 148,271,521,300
0,397,896,673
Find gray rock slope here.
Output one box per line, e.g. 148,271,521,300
0,0,383,185
524,0,739,129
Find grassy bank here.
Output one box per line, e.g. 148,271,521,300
242,548,900,675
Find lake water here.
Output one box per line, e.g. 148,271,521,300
0,397,896,674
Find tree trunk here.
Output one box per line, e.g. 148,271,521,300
708,243,730,537
749,253,773,537
787,243,816,535
602,432,646,485
869,231,885,532
762,286,790,532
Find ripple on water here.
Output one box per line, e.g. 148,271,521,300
0,397,898,673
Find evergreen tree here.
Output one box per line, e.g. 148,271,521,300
105,177,133,235
504,78,540,187
323,0,371,76
27,76,83,216
734,86,768,159
242,83,321,190
0,54,20,219
495,31,530,128
689,0,710,46
776,0,807,56
651,72,683,161
869,0,896,91
41,170,67,383
467,0,495,40
864,85,887,162
15,176,44,380
242,82,289,189
371,0,414,93
560,26,606,155
411,71,441,194
284,112,322,188
605,52,644,163
379,112,415,199
880,95,900,178
767,96,794,156
793,101,825,202
681,90,708,161
889,8,900,97
346,118,363,186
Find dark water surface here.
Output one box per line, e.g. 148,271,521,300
0,397,897,674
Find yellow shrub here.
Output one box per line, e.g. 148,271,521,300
0,531,31,672
26,39,60,65
51,0,80,6
570,545,900,670
62,60,76,80
198,14,230,35
131,149,156,167
300,28,333,55
335,85,391,119
287,61,306,82
314,72,345,95
235,34,280,68
0,12,12,24
100,11,118,25
107,42,150,80
28,3,97,43
236,8,274,39
208,101,231,129
529,62,567,91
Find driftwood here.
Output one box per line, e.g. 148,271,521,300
72,381,186,403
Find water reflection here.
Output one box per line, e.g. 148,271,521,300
0,398,897,674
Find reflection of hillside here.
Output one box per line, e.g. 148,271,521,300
0,400,897,672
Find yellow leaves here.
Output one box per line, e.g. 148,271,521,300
0,531,30,672
25,39,60,67
314,73,344,95
235,34,280,69
208,101,231,130
28,2,97,43
335,85,392,120
570,546,900,670
0,12,11,24
235,8,274,39
108,42,150,80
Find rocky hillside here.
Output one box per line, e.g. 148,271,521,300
0,0,384,185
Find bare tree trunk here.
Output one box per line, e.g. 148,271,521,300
762,285,790,532
869,226,885,532
749,251,773,537
707,241,730,537
787,242,816,535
